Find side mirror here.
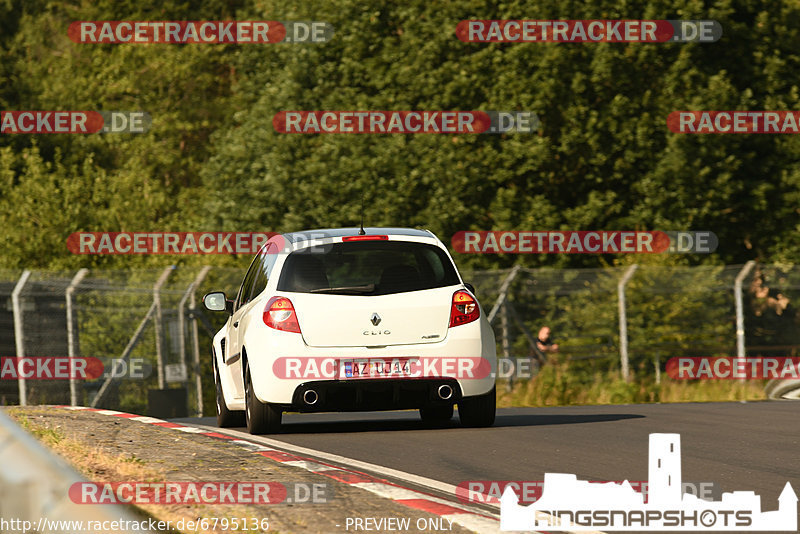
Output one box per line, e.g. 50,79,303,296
204,292,233,315
464,282,476,295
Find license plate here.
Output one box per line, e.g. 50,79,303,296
340,358,418,379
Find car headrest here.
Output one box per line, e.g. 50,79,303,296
287,255,329,292
379,264,420,292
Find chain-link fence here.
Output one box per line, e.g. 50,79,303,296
0,266,243,416
463,263,800,389
1,263,798,414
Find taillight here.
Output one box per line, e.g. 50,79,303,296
449,290,480,327
263,296,301,333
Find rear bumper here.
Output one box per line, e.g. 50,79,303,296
288,378,461,412
241,310,497,407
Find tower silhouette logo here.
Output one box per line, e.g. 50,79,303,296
500,433,797,531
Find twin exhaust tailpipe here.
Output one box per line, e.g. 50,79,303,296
303,389,318,405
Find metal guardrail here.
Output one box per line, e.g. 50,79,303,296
765,379,800,400
0,409,153,533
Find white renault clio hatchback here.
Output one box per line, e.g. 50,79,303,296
203,228,497,434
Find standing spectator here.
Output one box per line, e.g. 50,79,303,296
536,326,559,353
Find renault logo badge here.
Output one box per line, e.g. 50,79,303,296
370,313,381,326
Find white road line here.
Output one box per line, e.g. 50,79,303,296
352,482,437,501
282,459,333,472
174,426,207,433
230,439,273,451
129,416,167,424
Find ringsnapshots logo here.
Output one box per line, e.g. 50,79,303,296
273,111,538,134
500,433,797,531
668,111,800,134
68,21,333,44
456,20,722,43
452,231,718,254
0,111,150,134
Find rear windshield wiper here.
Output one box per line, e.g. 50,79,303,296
310,284,376,294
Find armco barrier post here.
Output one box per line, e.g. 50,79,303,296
654,353,661,385
11,270,32,406
194,266,212,416
501,301,512,391
618,265,638,382
153,266,175,390
734,261,756,365
178,266,211,417
66,268,89,406
177,282,192,385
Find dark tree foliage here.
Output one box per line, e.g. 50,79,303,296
0,0,798,270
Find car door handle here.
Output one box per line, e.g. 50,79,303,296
233,321,239,328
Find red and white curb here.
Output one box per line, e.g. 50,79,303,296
55,406,501,533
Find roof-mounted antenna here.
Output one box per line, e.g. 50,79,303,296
358,191,366,235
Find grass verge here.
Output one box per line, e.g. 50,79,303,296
497,360,767,407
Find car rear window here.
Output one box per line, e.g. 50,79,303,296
277,240,460,295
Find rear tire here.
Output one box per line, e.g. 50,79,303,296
245,365,282,434
419,404,454,426
215,358,244,428
458,386,496,428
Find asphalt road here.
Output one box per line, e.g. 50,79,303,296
178,401,799,508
